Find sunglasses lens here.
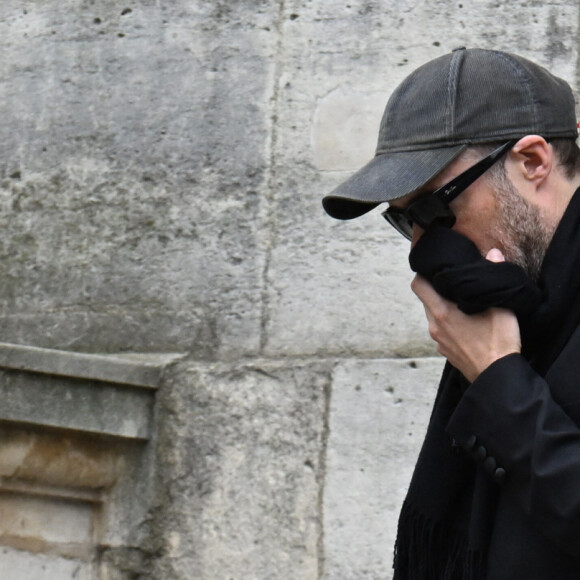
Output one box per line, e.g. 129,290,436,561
383,210,413,240
408,196,456,230
383,195,456,240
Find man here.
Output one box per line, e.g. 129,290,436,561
322,47,580,579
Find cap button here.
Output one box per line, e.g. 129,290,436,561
452,46,466,52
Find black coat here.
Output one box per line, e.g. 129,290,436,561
449,339,580,578
394,188,580,579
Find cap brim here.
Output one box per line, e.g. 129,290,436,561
322,145,468,220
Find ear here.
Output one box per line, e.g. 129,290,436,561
509,135,552,189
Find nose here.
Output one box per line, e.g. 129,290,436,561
410,223,425,248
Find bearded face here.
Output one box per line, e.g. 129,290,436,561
488,172,556,283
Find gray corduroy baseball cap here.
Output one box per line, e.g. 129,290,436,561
322,47,578,220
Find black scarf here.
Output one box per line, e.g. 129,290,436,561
393,187,580,580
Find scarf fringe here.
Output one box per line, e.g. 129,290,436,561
393,501,486,580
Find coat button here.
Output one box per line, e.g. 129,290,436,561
484,456,497,475
476,445,487,461
462,435,477,452
494,468,506,483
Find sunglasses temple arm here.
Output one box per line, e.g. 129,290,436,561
436,139,518,203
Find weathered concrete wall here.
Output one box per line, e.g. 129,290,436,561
0,0,579,579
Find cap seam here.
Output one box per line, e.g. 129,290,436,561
447,49,464,139
493,51,539,130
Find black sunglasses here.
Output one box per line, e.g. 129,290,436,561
382,139,517,240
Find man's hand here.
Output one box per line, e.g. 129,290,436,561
411,248,522,382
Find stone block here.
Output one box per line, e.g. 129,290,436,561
0,369,154,440
0,492,95,560
0,0,280,358
0,546,93,580
0,428,125,491
150,359,333,580
323,356,444,579
0,342,182,442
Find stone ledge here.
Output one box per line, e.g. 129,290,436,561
0,343,185,440
0,342,185,388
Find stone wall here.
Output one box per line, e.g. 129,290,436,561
0,1,579,578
